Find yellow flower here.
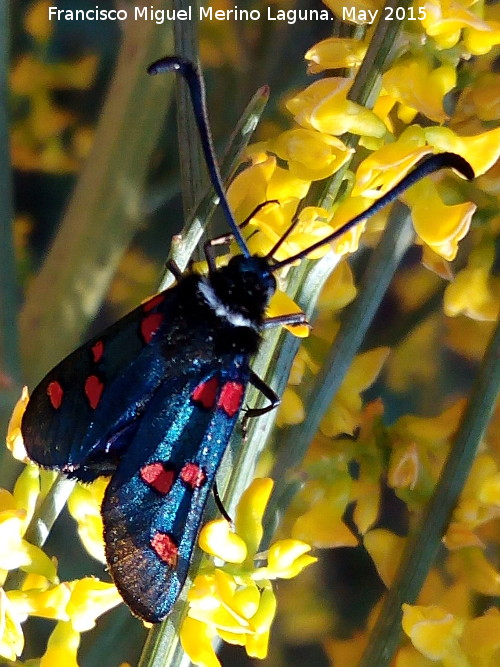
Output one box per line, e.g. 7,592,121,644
269,128,353,181
181,479,316,667
275,387,305,427
388,442,420,490
40,621,80,667
256,540,318,580
450,548,500,597
403,179,475,261
403,602,500,664
352,138,431,199
181,616,220,667
6,387,30,461
292,493,358,548
286,77,387,138
305,37,368,72
13,464,42,534
0,498,55,579
228,155,309,225
316,259,358,312
326,196,372,256
469,72,500,122
0,588,24,661
246,204,335,263
198,519,247,563
424,125,500,176
363,529,405,587
10,51,98,173
24,1,53,43
461,608,500,663
402,603,466,662
8,580,72,622
321,347,390,437
417,0,500,54
388,400,466,501
234,477,273,557
323,0,385,23
383,58,456,123
444,242,500,320
8,577,121,628
266,290,309,338
66,578,122,631
289,402,386,546
67,479,108,563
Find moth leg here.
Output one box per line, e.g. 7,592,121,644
203,200,280,273
204,234,233,273
262,312,310,330
165,259,183,282
213,481,233,524
241,370,281,433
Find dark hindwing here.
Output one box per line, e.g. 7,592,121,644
102,359,250,622
21,290,178,480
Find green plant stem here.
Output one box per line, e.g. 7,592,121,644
159,83,270,290
173,0,204,220
305,0,410,212
265,206,414,537
19,0,175,386
0,2,20,389
4,475,75,591
358,315,500,666
0,2,24,483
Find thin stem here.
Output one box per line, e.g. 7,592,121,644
0,2,23,480
173,0,204,222
4,475,75,591
358,315,500,666
0,3,20,385
158,84,270,289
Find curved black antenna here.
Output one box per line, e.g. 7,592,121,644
148,56,251,258
270,152,474,272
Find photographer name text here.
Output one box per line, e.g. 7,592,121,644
48,5,335,25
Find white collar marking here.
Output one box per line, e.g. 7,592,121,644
198,279,257,330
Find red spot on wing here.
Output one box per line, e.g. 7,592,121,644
47,381,63,409
151,532,178,567
218,381,245,417
143,293,165,312
84,375,104,409
91,340,104,363
180,463,206,489
140,463,175,495
192,377,219,409
141,313,164,344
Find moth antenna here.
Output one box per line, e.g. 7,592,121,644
148,56,251,258
270,152,474,272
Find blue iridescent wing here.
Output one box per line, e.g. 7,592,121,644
21,288,185,480
102,357,249,622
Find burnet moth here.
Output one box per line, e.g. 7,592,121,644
21,56,474,623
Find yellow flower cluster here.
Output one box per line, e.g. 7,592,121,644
180,478,316,667
246,1,500,663
1,392,121,664
8,0,500,665
11,1,98,172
